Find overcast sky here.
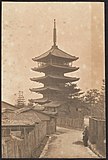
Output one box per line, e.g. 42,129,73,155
2,2,105,105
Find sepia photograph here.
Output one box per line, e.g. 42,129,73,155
2,1,106,158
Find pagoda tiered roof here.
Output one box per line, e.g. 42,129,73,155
30,76,80,83
31,65,79,73
32,46,79,62
30,19,80,111
42,100,64,108
29,86,63,93
29,98,51,104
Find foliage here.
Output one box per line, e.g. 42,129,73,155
98,79,105,106
84,89,100,105
83,79,105,117
62,80,105,117
65,82,83,99
97,79,105,117
63,82,84,114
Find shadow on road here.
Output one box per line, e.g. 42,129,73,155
72,140,83,146
56,127,70,135
49,136,57,143
56,131,66,135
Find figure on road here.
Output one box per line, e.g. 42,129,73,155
82,126,89,147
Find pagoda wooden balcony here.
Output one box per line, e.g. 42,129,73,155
31,62,79,73
34,61,73,68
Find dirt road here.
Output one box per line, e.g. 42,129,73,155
40,127,99,158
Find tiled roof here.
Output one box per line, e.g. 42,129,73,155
32,46,78,62
17,108,51,121
30,86,62,93
41,110,58,116
14,110,41,123
32,105,45,111
2,120,36,126
2,109,41,126
34,109,58,117
33,111,50,121
2,107,52,126
29,98,51,104
31,65,79,73
30,76,80,83
42,101,63,108
2,101,18,110
2,108,15,113
14,106,34,114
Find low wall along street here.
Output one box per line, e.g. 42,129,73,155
57,116,84,129
89,116,106,157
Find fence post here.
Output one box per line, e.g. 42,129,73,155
89,117,96,144
96,120,105,156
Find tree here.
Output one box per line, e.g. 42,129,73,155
98,79,105,118
83,89,100,116
84,89,100,105
63,82,84,114
99,79,105,106
83,80,105,117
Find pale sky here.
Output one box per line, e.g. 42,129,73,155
2,2,105,105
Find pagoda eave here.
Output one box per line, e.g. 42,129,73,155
42,100,63,108
28,98,51,104
30,76,80,83
30,20,80,113
31,65,79,73
33,55,79,63
29,87,62,94
32,46,79,63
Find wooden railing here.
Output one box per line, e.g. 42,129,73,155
35,61,73,68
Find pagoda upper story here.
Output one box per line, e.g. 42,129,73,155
31,46,79,74
31,19,79,74
29,19,80,112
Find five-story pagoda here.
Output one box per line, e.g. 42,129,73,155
29,19,79,112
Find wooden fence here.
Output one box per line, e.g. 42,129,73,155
89,117,106,157
2,121,48,158
57,116,84,129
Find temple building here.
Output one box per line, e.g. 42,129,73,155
29,19,80,114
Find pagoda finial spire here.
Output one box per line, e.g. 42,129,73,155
53,19,57,47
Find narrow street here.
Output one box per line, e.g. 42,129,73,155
40,127,99,158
